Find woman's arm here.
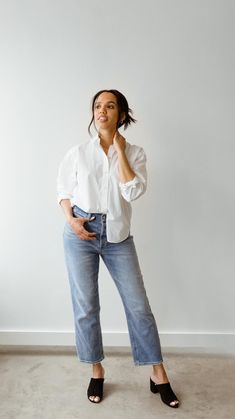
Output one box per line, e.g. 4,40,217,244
113,131,147,202
60,199,74,224
60,199,96,240
57,146,78,205
113,131,135,183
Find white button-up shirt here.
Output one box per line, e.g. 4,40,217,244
57,135,147,243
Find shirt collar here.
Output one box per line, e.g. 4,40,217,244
91,133,99,144
91,134,115,155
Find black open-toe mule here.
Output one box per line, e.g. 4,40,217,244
87,378,104,403
150,378,179,408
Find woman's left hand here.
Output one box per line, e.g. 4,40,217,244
113,131,126,154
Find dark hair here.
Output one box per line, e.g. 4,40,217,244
88,89,136,135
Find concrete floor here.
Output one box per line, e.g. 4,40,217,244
0,346,235,419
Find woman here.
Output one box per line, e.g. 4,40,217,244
57,89,180,408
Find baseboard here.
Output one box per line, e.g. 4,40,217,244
0,330,234,354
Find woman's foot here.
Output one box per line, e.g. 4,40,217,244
151,363,179,407
87,363,105,403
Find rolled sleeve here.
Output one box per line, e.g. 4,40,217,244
56,147,78,205
119,148,147,202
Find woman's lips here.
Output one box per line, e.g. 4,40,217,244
98,116,108,122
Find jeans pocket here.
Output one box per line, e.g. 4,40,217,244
72,205,88,218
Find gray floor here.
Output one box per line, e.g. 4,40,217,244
0,346,235,419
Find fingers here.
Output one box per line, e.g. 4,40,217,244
116,131,125,141
71,216,96,240
113,131,126,150
114,131,122,141
79,227,96,240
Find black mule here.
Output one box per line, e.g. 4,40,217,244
150,378,179,408
87,378,104,403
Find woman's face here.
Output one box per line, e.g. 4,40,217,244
94,92,120,132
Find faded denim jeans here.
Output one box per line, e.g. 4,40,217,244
63,205,163,365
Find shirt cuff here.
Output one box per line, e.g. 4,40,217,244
57,194,73,205
119,176,138,190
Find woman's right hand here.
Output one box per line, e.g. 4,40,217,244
69,216,96,240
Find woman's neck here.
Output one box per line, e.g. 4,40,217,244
98,129,116,146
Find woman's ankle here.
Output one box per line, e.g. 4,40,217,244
92,363,105,378
152,363,169,383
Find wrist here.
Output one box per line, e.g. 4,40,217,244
68,216,75,225
116,148,126,158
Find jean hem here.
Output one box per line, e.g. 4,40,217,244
134,359,163,366
79,357,105,364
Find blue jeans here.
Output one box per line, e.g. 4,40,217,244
63,205,163,365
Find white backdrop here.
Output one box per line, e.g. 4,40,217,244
0,0,234,352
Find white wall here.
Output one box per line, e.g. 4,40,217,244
0,0,234,352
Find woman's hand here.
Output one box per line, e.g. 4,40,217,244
69,216,96,240
113,131,126,154
113,131,136,183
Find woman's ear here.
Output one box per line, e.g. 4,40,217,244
119,112,126,125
